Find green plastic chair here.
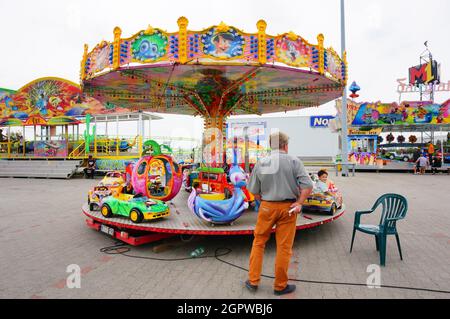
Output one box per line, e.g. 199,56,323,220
350,194,408,266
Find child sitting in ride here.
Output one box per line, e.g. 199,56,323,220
315,169,338,193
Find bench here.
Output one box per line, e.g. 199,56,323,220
334,162,356,177
436,166,450,175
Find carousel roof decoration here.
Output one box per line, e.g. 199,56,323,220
81,17,348,119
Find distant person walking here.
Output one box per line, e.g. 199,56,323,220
245,131,313,296
431,154,442,175
415,154,429,175
427,142,435,164
412,147,421,175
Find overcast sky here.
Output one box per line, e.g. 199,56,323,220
1,0,449,140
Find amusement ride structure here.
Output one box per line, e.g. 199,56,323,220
79,18,348,244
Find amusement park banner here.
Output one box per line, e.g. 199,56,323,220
0,77,140,126
348,99,450,127
34,140,67,157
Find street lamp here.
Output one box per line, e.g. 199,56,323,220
340,0,349,176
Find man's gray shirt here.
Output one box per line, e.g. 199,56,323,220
247,150,313,201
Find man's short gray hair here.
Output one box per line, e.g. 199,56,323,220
269,131,289,150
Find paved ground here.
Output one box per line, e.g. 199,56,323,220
0,172,449,299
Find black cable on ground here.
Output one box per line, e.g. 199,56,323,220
99,242,450,295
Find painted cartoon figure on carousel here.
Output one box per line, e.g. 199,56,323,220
126,140,182,202
188,149,249,225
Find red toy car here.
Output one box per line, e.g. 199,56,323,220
194,167,254,202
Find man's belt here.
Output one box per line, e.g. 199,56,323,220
262,198,297,203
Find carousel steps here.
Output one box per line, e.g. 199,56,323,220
0,160,82,179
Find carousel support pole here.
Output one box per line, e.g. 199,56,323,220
140,112,145,143
65,125,69,157
94,116,97,157
340,0,349,177
80,44,88,81
440,126,444,167
7,126,11,158
177,17,189,64
317,33,325,75
113,27,122,70
33,125,37,158
256,20,267,65
116,115,119,156
148,114,152,140
244,126,250,172
137,113,142,156
22,125,26,157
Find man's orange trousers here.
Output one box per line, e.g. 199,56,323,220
248,200,298,291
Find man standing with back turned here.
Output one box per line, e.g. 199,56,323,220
245,131,313,295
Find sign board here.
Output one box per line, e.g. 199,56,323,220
409,60,440,86
397,78,450,94
349,99,450,126
34,141,67,157
310,116,335,128
348,128,382,136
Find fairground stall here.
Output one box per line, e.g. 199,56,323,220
0,77,165,178
80,17,348,244
346,99,450,171
0,78,94,159
0,78,162,161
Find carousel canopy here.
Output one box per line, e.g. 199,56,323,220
82,18,347,118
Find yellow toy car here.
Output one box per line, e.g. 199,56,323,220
88,171,128,211
303,192,343,215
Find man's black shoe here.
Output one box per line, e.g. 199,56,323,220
274,284,296,295
245,280,258,292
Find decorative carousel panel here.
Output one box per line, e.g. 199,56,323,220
325,48,343,82
88,42,113,74
275,34,312,68
200,25,246,60
130,29,169,63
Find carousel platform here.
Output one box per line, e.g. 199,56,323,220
82,191,345,245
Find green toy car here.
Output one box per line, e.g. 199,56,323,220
100,194,170,224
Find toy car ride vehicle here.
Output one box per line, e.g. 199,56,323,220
302,174,343,215
194,166,254,202
302,192,343,215
100,194,170,223
88,185,112,211
88,171,129,210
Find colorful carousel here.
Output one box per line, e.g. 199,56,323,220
81,17,347,244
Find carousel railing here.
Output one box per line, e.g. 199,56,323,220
68,141,86,159
0,142,11,158
91,136,141,158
